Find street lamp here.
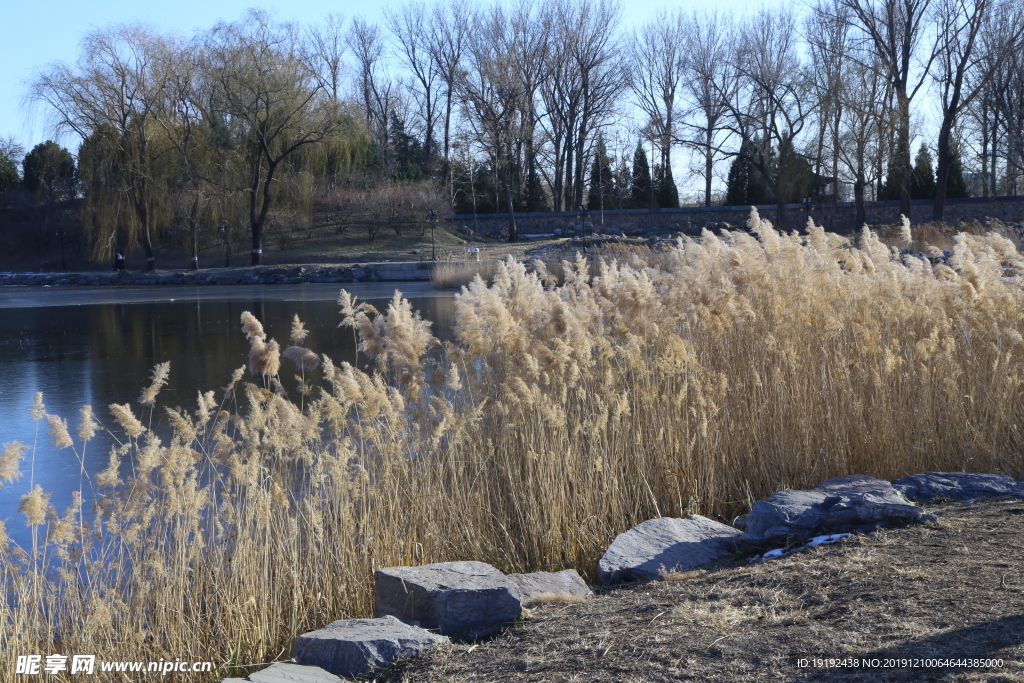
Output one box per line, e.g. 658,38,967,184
427,209,439,261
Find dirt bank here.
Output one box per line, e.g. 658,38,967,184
382,499,1024,682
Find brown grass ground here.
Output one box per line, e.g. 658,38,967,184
380,499,1024,683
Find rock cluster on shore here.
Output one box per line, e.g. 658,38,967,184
221,472,1024,682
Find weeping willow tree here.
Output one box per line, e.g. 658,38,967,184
154,20,372,268
76,122,177,264
31,25,178,269
203,10,345,266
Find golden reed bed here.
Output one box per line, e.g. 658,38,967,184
2,210,1023,680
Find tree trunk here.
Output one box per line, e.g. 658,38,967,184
981,100,989,198
552,131,564,212
189,193,201,270
897,95,913,220
704,128,714,207
854,172,866,227
443,88,454,198
563,134,574,211
140,208,156,272
496,163,517,241
250,159,277,266
933,120,953,222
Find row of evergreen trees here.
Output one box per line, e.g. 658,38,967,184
449,136,682,215
880,145,970,201
723,139,971,207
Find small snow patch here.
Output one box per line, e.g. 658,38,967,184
750,533,852,562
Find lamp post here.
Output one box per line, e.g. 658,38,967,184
427,209,439,261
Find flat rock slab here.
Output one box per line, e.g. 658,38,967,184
892,472,1024,502
375,561,522,641
507,569,593,606
738,474,932,544
598,515,742,586
246,662,343,683
292,615,447,678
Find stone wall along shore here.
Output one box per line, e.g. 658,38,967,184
0,262,436,287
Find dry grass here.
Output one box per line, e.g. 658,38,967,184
3,208,1024,681
431,259,502,289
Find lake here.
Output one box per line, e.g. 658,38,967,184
0,282,457,549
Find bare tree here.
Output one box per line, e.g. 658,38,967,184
837,58,892,224
930,0,1024,218
506,0,552,213
305,13,347,103
724,8,814,227
628,10,685,193
839,0,938,219
0,136,24,166
806,0,853,203
386,2,440,176
456,5,529,240
425,0,470,197
348,16,401,173
540,0,624,211
678,10,736,207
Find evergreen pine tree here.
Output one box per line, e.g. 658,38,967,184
910,144,935,199
0,150,18,192
656,163,679,208
724,149,750,206
388,113,424,182
945,150,970,198
880,157,904,201
525,165,550,212
630,142,652,209
725,139,772,206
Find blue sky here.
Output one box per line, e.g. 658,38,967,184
2,0,763,157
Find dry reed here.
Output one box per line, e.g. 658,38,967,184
2,209,1023,680
431,259,501,289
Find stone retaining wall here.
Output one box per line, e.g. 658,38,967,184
449,196,1024,237
0,262,435,287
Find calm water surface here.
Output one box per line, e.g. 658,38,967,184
0,283,457,549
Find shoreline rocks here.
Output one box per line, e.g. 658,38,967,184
735,475,933,545
892,472,1024,503
292,616,447,679
222,471,1020,681
597,515,742,586
374,561,523,641
507,569,593,606
0,262,436,288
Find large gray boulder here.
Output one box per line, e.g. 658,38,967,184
738,475,932,544
292,615,448,679
374,561,522,640
597,515,742,586
246,662,343,683
506,569,593,606
892,472,1024,502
